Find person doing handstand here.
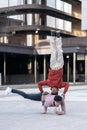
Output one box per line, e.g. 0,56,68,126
5,30,69,101
38,30,69,98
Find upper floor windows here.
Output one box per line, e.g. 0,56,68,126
47,15,72,32
47,0,72,15
0,0,23,7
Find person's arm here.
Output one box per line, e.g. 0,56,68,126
42,106,48,114
41,94,49,114
38,84,43,93
54,98,66,115
61,82,69,98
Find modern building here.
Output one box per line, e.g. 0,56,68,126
0,0,87,85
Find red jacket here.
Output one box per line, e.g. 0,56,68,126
38,68,69,94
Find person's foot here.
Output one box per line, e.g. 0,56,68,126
56,30,60,38
50,30,56,37
5,87,12,95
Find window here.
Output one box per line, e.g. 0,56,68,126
56,18,72,32
8,15,23,21
56,18,63,30
9,0,23,6
27,14,32,25
64,20,72,32
27,0,32,4
47,16,55,28
56,0,64,11
0,0,23,8
64,2,72,14
0,0,8,7
56,0,72,14
47,0,55,8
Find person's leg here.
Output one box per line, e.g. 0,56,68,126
55,36,64,69
50,30,58,69
12,88,42,101
50,30,64,70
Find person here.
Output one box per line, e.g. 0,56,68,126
41,92,65,115
5,86,58,101
38,30,69,98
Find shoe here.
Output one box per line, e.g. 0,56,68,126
5,87,12,95
50,30,56,37
56,31,60,38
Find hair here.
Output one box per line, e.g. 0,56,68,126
51,87,58,90
54,95,62,102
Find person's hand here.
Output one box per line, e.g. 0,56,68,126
61,93,65,98
54,108,58,113
54,108,61,115
54,108,64,115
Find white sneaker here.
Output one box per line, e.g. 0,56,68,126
5,87,12,95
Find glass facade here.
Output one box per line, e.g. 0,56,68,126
0,0,23,7
47,0,72,15
47,17,72,32
0,0,86,84
0,0,72,31
47,0,72,32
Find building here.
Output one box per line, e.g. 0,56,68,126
0,0,87,85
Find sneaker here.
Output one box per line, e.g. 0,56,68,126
5,87,12,95
50,30,56,37
56,30,60,38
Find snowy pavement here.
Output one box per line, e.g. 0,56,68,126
0,85,87,130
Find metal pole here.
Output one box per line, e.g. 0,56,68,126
4,54,6,84
73,53,76,83
85,55,87,83
67,56,69,82
43,55,46,80
34,55,37,83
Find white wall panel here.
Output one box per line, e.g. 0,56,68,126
82,0,87,30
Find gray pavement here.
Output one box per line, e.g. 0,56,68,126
0,85,87,130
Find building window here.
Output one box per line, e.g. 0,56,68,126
64,20,72,32
56,18,63,30
56,0,72,15
8,0,23,6
0,0,23,7
47,16,55,28
63,2,72,14
27,0,32,4
8,15,23,21
47,0,55,8
56,0,64,11
27,14,33,25
0,0,8,7
32,0,41,4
